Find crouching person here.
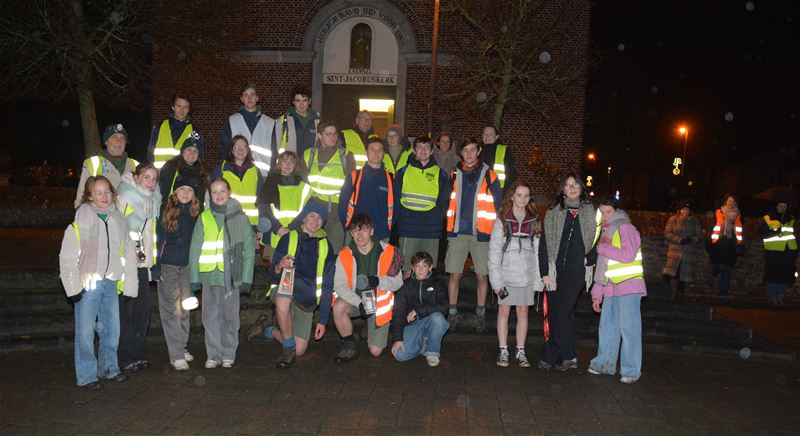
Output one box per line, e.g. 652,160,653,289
267,202,335,368
332,213,404,363
390,252,449,366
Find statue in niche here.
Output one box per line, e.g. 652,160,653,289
350,23,372,71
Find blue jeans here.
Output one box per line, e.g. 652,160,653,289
589,294,642,379
709,263,732,296
74,279,121,386
394,312,449,362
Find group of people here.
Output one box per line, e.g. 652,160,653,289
59,81,655,392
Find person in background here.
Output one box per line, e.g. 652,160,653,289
74,124,138,208
480,126,516,191
588,197,647,384
219,82,275,176
211,135,263,231
382,124,412,175
274,86,320,161
705,194,744,302
158,132,207,206
60,176,138,390
433,132,460,176
760,201,797,307
148,95,199,170
662,201,702,296
340,110,376,170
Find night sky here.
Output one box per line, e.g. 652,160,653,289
584,0,799,176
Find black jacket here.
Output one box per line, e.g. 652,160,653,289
151,203,198,278
390,273,448,342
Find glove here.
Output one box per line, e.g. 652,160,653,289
123,295,134,302
680,237,692,245
357,303,367,317
367,275,380,289
239,283,252,297
69,290,85,304
191,283,202,295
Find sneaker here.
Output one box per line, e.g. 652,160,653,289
496,348,510,367
184,352,194,362
122,362,139,373
105,372,129,382
515,349,530,368
620,376,639,384
276,346,296,369
171,359,190,371
554,358,578,372
334,341,358,364
426,356,440,367
537,360,552,371
136,359,150,370
222,359,234,368
205,359,221,369
80,381,103,391
474,315,487,334
587,367,602,375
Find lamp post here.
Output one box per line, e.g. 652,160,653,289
678,126,689,182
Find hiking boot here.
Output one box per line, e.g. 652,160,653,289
474,315,487,334
334,341,358,364
554,358,578,372
246,313,273,342
171,359,190,371
496,348,510,367
276,346,296,369
515,348,530,368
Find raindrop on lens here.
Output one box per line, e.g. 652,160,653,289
500,24,508,33
724,112,734,122
476,92,488,103
651,85,659,94
617,43,625,52
745,1,755,12
61,119,69,128
539,51,551,64
456,394,470,407
739,347,751,359
177,51,186,61
194,375,206,387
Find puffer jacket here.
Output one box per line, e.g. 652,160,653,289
488,212,543,291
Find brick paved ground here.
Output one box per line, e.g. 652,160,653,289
2,335,798,435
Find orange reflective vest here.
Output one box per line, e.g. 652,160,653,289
446,165,498,236
711,209,743,244
344,168,394,230
338,244,397,327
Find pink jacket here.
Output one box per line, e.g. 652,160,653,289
591,221,647,301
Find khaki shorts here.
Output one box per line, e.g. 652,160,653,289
348,303,389,349
445,234,489,275
276,294,315,341
399,237,439,271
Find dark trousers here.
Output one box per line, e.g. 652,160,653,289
540,276,584,365
118,268,151,367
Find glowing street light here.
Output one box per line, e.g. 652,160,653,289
587,152,596,161
677,125,689,181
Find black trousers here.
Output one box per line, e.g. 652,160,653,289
118,268,151,367
540,275,584,365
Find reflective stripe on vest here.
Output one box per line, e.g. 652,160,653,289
344,168,394,229
604,228,644,284
383,148,411,175
493,144,507,188
198,210,225,272
269,183,312,247
763,218,797,251
338,244,397,327
270,231,328,303
153,119,192,169
342,129,377,170
304,147,347,203
86,156,139,177
446,165,498,235
229,113,274,176
711,210,743,244
400,165,440,211
71,221,126,293
593,209,603,247
221,161,259,225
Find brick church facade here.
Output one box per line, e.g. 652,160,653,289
150,0,591,192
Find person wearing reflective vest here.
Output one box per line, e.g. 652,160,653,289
338,137,394,242
393,136,451,278
332,213,404,363
760,201,798,307
274,86,320,161
211,135,263,229
158,132,208,207
147,95,197,169
383,124,412,175
481,126,517,190
189,179,255,369
444,139,503,334
340,110,377,170
588,197,647,384
116,163,162,373
538,173,600,371
705,194,743,302
219,82,276,177
267,202,335,369
301,119,356,252
60,175,139,390
74,123,139,208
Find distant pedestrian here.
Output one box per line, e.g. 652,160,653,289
60,175,138,390
588,197,647,384
662,201,702,295
705,194,744,302
74,124,138,208
488,180,543,368
760,201,797,307
116,162,162,373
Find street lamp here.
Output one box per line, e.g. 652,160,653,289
677,126,689,182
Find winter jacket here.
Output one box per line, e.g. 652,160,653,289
333,240,404,308
117,179,162,269
760,211,798,284
538,201,599,291
433,143,460,176
591,211,647,301
59,204,139,298
662,214,702,281
393,154,451,239
73,153,137,208
338,164,394,240
488,212,544,291
151,202,198,279
390,272,448,342
189,199,255,288
268,230,336,324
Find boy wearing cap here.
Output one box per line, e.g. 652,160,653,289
158,132,208,206
74,124,139,208
220,82,276,176
266,202,336,368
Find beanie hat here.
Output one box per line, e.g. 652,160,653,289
297,201,328,225
102,123,128,144
180,131,204,158
172,171,202,196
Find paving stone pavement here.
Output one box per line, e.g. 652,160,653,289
2,336,799,435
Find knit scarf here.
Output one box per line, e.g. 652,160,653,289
214,198,251,288
720,205,740,239
460,159,481,173
117,179,162,231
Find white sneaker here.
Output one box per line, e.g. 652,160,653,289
426,356,440,367
171,359,190,371
184,352,194,362
620,376,639,384
205,359,220,369
222,359,234,368
587,367,602,375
